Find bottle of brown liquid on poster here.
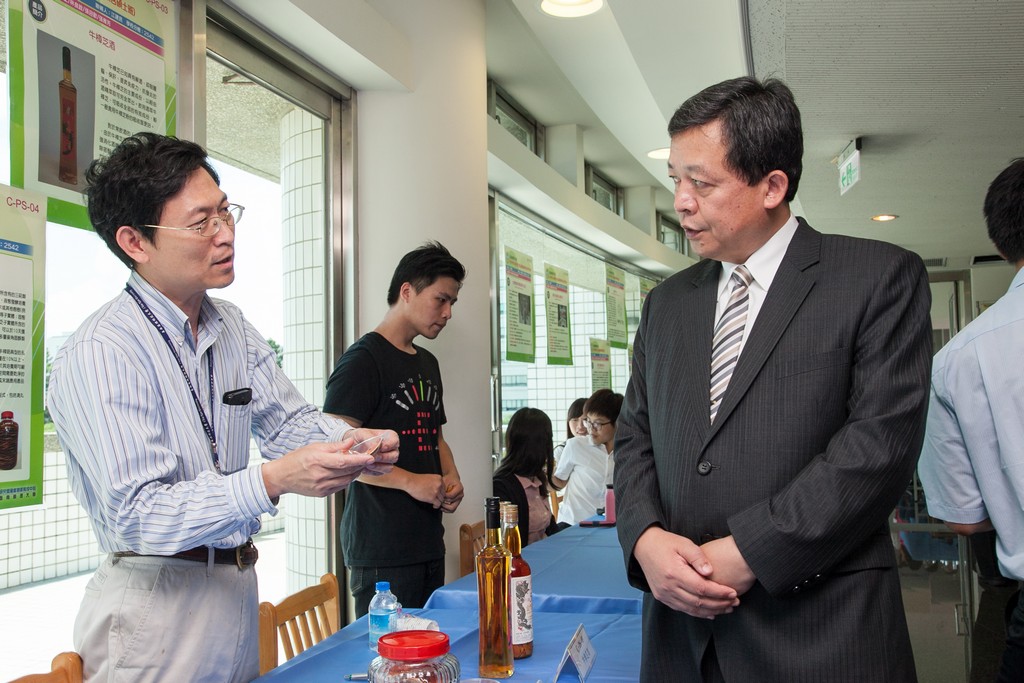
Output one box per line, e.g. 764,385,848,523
0,411,19,471
58,46,78,185
501,502,533,659
476,497,513,678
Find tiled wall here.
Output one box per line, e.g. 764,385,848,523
0,107,332,597
0,435,101,591
0,436,285,592
279,108,332,596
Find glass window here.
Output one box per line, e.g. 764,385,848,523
0,9,354,675
205,25,350,606
586,165,623,216
491,81,543,158
495,200,655,438
658,212,684,253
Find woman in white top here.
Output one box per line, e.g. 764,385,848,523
551,389,622,526
553,397,588,463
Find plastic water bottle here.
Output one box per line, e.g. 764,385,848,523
368,581,400,651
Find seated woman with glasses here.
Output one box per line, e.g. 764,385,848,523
551,389,622,527
493,407,561,546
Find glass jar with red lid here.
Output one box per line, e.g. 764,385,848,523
368,629,460,682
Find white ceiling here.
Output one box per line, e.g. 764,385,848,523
486,0,1024,269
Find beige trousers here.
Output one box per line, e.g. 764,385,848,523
75,554,260,683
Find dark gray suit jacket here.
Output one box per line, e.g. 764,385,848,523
616,220,931,682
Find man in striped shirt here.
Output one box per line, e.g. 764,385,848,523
47,132,398,682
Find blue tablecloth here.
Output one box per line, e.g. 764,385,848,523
425,524,642,614
254,608,641,682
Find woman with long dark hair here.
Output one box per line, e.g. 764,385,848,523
493,407,560,545
554,397,587,462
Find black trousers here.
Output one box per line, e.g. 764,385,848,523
348,559,445,617
701,638,725,683
997,588,1024,683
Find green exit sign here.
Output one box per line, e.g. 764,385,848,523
838,139,861,196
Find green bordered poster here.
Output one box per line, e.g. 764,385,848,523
605,264,627,349
639,276,654,309
590,338,611,393
544,263,571,366
9,0,178,228
505,246,535,363
0,185,47,510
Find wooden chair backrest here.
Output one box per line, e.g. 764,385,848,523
10,652,83,683
458,520,487,577
549,488,562,520
258,572,340,675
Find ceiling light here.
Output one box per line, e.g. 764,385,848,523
871,214,899,222
540,0,604,18
647,148,670,160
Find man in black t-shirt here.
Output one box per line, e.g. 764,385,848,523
324,242,466,616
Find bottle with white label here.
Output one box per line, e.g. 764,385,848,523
501,502,533,659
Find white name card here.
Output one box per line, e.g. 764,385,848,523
553,623,596,682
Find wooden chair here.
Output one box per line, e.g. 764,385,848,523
458,520,486,577
258,573,340,675
10,652,83,683
549,488,562,520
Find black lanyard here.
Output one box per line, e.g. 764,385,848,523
125,285,222,474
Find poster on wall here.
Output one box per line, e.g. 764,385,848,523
505,246,535,363
8,0,178,228
544,263,571,366
589,338,611,393
639,276,654,309
605,264,628,349
0,185,47,510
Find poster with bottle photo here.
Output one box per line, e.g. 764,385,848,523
505,246,536,363
544,263,572,366
8,0,178,228
35,34,96,192
0,185,46,509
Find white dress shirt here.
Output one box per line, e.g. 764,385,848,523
714,213,799,358
48,271,351,554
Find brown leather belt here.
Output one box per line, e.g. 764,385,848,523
113,539,258,569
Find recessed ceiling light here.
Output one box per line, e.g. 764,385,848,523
647,148,670,160
871,214,899,222
540,0,604,18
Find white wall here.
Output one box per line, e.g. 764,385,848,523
971,264,1016,312
352,0,492,583
231,0,492,583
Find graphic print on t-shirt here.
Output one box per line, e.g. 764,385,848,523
390,375,441,455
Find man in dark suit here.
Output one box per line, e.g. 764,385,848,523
615,76,932,682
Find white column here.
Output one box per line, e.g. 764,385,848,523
280,107,329,593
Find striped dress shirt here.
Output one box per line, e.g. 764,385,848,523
47,271,351,554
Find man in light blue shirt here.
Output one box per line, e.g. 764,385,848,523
919,157,1024,683
47,133,399,682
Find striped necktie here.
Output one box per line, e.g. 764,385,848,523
710,265,753,423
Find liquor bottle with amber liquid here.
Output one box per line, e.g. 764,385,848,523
58,46,78,185
476,497,513,678
501,502,533,658
0,411,18,471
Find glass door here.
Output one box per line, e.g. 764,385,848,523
204,13,352,607
894,271,976,683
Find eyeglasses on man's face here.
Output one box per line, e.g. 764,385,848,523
584,418,611,431
142,203,245,238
